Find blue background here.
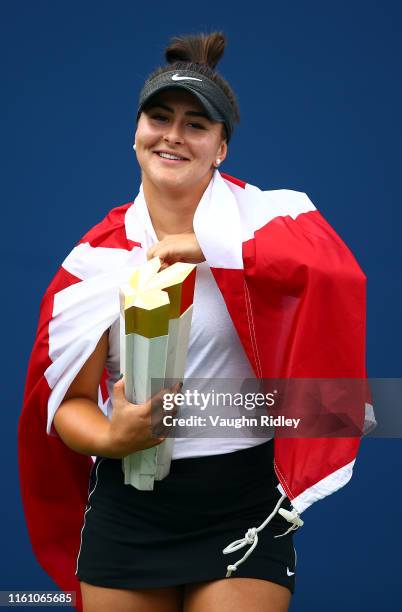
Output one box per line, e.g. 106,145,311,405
2,1,401,610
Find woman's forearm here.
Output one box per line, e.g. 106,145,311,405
53,398,114,458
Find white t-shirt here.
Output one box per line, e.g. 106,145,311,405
105,199,272,459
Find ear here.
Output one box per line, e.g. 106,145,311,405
217,139,228,164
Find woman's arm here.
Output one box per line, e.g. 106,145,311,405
53,330,112,457
53,330,171,459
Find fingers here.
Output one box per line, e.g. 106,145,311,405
149,382,183,437
146,250,170,270
147,246,158,260
147,250,175,268
146,234,195,265
113,377,182,408
148,381,182,405
143,435,167,448
149,390,178,418
171,381,183,393
113,375,125,397
146,241,172,262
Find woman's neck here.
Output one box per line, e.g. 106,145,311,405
141,173,213,240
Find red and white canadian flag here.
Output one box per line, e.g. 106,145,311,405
18,170,372,610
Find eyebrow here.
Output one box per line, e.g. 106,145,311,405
148,102,210,120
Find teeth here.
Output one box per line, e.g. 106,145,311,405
158,152,185,160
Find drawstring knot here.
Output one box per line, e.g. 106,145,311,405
245,528,257,544
222,494,304,578
223,526,259,577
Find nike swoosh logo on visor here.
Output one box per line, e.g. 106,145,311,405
171,74,203,82
287,567,295,576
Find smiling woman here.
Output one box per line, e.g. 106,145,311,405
19,30,369,612
134,88,228,233
132,36,238,245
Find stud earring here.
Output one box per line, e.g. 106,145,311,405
215,158,221,167
133,143,136,151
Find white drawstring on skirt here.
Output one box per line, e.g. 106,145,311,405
223,493,304,577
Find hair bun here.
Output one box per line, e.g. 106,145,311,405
165,32,226,70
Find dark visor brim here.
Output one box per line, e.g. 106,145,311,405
137,83,224,124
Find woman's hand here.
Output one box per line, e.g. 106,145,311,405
147,233,205,270
106,377,181,459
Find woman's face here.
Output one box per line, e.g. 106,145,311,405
134,89,228,194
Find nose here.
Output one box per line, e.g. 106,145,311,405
163,120,185,145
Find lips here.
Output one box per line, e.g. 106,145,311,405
153,150,190,161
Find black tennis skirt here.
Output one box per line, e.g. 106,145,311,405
75,439,297,594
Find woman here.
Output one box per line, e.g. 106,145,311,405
19,32,368,612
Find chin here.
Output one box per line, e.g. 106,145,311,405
149,169,194,191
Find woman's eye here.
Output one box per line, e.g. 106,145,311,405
188,123,205,130
150,115,205,130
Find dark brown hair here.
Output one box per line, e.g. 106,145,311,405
145,32,240,139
